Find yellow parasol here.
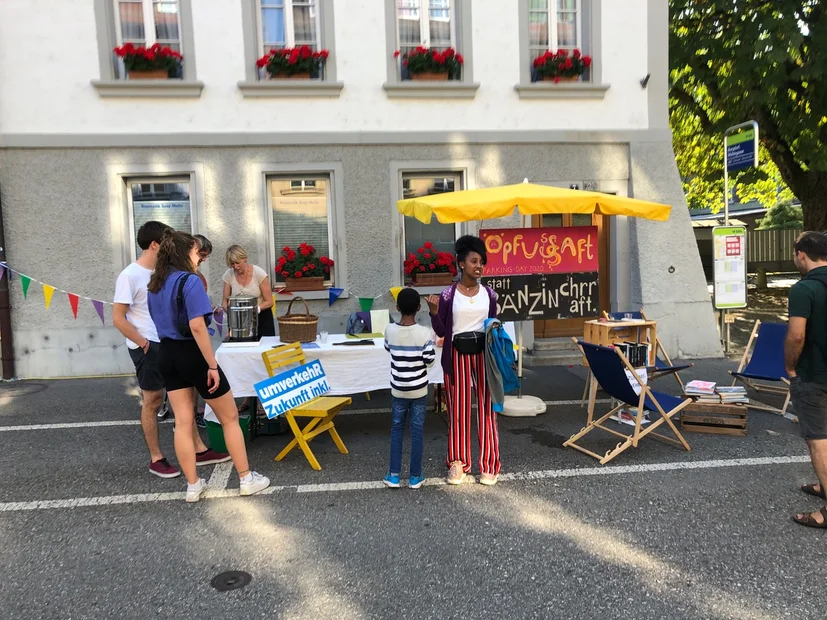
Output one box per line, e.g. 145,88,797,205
397,180,672,416
397,182,671,224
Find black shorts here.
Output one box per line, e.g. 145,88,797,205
790,377,827,440
128,341,165,392
158,338,231,400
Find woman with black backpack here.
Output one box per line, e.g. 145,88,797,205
147,230,270,502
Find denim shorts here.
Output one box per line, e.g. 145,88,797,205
790,377,827,440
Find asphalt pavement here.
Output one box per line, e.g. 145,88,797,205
0,358,824,620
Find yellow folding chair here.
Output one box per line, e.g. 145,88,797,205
261,343,352,470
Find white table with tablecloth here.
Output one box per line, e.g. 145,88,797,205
214,335,445,398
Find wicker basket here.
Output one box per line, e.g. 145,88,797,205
277,296,318,343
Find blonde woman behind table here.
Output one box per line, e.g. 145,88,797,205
221,245,275,339
222,244,275,413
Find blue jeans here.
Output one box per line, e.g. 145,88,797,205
389,396,427,477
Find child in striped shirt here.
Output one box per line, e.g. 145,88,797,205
382,288,436,489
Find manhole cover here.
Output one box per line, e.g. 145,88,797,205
210,571,252,592
0,382,47,398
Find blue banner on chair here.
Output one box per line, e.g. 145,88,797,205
254,360,331,419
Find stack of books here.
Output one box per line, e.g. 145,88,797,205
685,380,719,403
685,380,748,404
716,386,748,404
614,341,651,368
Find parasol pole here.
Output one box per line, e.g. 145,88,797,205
514,178,529,399
517,322,523,398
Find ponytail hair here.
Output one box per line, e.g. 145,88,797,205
148,230,197,293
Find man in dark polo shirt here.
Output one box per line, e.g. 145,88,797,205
786,231,827,528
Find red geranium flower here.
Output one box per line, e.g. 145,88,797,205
294,271,303,278
424,241,433,249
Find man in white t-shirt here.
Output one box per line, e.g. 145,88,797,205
114,222,231,479
113,221,181,478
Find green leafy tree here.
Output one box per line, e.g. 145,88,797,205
756,199,804,229
670,1,826,229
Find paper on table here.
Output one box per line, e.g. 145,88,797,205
220,342,261,348
370,310,390,335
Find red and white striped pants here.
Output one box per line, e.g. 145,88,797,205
443,348,501,475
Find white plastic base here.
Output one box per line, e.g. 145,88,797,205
499,394,547,417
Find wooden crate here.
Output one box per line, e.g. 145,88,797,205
680,402,748,436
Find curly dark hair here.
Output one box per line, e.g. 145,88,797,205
147,230,197,293
455,235,487,265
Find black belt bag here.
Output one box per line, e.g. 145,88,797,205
453,331,485,355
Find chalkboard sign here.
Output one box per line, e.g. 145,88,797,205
482,273,599,322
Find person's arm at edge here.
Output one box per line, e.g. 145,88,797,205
258,275,274,312
430,293,447,337
113,303,149,352
785,316,807,377
487,286,498,319
222,281,232,313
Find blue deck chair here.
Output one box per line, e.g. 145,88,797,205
730,320,791,416
566,341,692,464
604,309,694,389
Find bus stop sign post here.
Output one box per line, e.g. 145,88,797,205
719,120,759,353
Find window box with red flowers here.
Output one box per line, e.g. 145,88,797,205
256,46,329,80
114,43,183,79
275,243,334,291
394,47,464,81
405,243,457,286
532,49,592,83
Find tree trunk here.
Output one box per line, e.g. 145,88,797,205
801,193,827,232
779,171,827,232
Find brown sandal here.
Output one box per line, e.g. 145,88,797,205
792,506,827,529
800,483,826,499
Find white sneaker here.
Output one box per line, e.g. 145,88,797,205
447,461,466,485
239,471,271,496
185,478,207,503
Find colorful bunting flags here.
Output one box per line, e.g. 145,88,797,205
328,287,344,306
0,262,430,328
92,300,106,325
2,263,109,325
43,284,55,309
21,275,31,298
68,293,80,319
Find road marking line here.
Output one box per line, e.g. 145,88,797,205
0,455,809,513
0,398,612,431
0,420,143,432
207,462,234,490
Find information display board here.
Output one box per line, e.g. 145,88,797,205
726,129,759,172
712,226,747,309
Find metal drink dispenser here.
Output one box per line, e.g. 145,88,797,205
227,295,258,341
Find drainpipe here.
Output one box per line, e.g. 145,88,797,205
0,184,15,379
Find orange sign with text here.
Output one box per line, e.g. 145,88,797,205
480,226,598,276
